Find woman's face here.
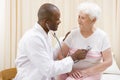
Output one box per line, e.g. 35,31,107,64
78,11,95,28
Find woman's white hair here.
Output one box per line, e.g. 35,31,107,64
78,2,101,20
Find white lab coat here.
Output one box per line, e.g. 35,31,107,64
14,22,74,80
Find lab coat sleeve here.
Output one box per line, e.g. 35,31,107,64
24,36,74,78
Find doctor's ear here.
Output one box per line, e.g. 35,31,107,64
46,23,48,26
45,20,49,25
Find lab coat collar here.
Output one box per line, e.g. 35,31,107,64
34,22,48,38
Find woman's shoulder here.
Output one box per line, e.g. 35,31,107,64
70,28,80,35
96,28,108,37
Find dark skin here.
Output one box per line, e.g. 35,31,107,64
37,4,61,34
37,3,88,62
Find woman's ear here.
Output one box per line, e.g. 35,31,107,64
92,18,96,23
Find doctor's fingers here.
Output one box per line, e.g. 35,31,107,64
78,52,87,59
81,49,89,54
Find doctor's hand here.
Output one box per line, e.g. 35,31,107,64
71,49,88,62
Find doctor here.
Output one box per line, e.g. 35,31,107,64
14,3,88,80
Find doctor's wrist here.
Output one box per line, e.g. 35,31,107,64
70,55,79,63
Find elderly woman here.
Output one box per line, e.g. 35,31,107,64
57,2,112,80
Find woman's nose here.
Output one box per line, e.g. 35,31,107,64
78,18,82,23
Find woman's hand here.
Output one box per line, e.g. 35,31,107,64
69,71,83,79
68,70,88,79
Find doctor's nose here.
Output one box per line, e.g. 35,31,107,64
57,20,61,25
58,20,61,24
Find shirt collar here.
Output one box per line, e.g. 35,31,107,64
34,22,48,38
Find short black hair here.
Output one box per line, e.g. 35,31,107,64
37,3,59,21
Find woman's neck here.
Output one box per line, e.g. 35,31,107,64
80,27,96,38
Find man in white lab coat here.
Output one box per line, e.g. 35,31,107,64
14,3,88,80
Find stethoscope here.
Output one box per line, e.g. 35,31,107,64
52,32,66,57
46,23,92,59
46,23,65,57
52,32,92,58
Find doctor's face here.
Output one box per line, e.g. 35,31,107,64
47,10,61,31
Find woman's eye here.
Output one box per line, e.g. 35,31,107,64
81,17,85,19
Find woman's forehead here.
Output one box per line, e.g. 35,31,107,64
79,11,89,17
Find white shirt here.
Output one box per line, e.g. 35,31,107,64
14,22,74,80
65,28,111,51
64,28,111,69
